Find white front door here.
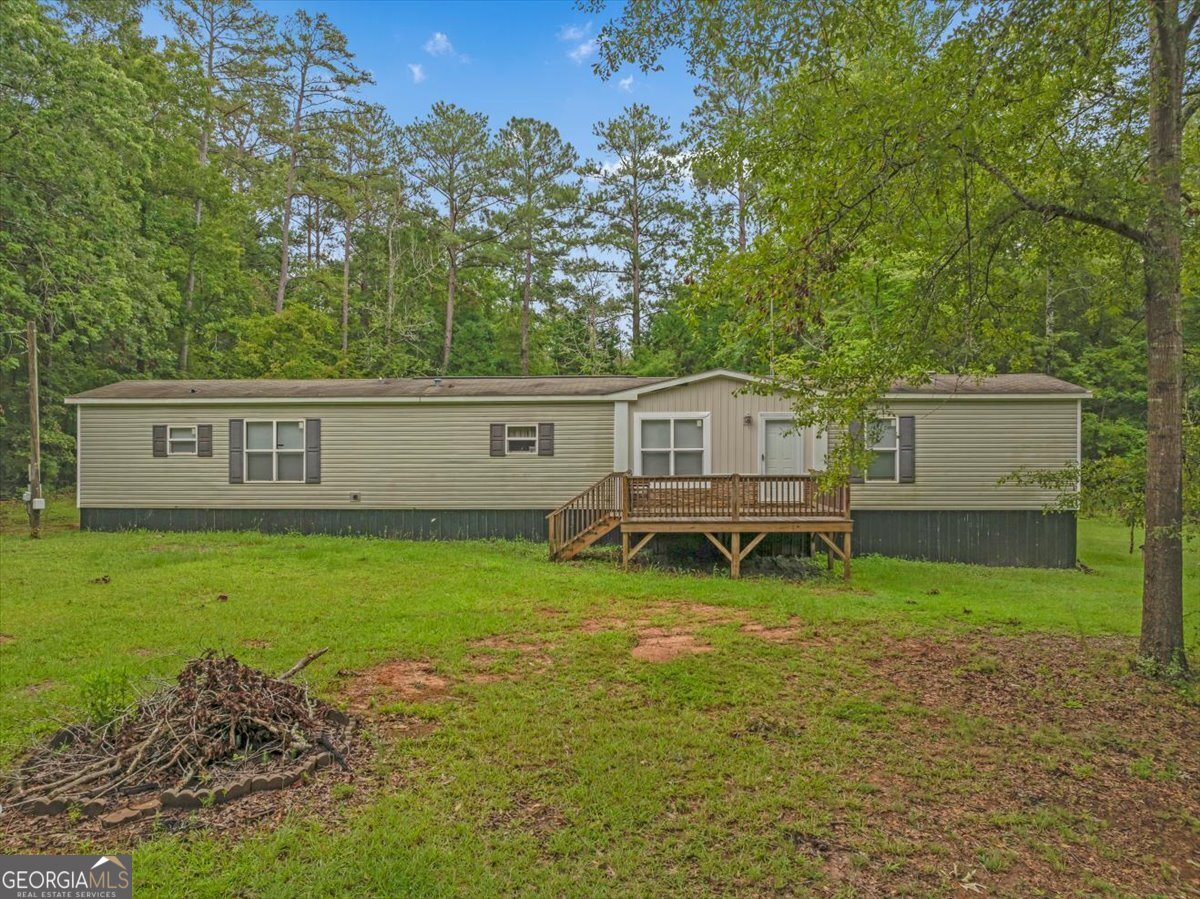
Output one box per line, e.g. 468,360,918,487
763,419,802,474
761,418,804,506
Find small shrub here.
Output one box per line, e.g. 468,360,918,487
80,669,135,726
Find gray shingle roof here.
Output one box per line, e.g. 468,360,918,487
66,371,1089,402
888,373,1089,396
67,376,672,401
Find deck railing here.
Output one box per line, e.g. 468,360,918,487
549,472,850,558
547,471,623,558
624,474,849,521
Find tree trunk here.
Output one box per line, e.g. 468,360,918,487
314,197,322,263
181,30,217,372
442,250,457,371
737,175,747,252
275,65,307,314
1138,0,1187,674
630,206,641,347
385,213,396,349
341,229,352,354
520,245,533,376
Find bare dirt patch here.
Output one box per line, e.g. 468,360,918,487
582,600,750,635
0,634,14,645
340,660,451,711
631,628,713,662
241,638,271,649
740,618,805,642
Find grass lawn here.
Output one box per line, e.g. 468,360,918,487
1,499,1197,896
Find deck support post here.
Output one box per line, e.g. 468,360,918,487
731,532,741,578
625,532,656,566
622,530,630,570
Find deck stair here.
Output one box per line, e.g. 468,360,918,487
548,472,624,561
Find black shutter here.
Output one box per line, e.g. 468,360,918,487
229,419,244,483
197,424,213,457
538,422,555,456
898,415,915,483
152,425,167,457
848,420,864,484
490,423,506,457
305,418,321,483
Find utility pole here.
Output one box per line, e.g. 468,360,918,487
25,320,43,539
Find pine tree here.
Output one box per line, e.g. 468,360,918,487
404,103,503,371
586,104,687,348
494,118,582,374
273,10,370,314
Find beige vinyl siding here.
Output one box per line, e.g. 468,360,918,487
628,376,801,473
78,402,614,510
628,378,1079,510
838,399,1079,510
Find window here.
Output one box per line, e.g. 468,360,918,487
636,414,708,475
864,417,898,483
244,420,305,482
167,426,197,456
506,424,537,454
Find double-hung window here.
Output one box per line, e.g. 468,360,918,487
244,420,305,482
864,417,899,482
167,426,197,456
637,415,708,476
506,425,537,454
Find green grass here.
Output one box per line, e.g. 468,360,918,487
1,501,1196,896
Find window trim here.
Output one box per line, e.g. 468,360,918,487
864,415,900,484
632,412,711,476
166,424,198,456
505,423,539,456
243,419,306,483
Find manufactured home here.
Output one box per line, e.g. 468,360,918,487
67,370,1088,570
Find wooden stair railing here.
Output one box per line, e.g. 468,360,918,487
547,471,625,560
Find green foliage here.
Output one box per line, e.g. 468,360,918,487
80,668,135,726
219,305,341,378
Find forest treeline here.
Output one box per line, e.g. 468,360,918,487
1,0,1196,513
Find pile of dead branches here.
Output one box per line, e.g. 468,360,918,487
3,650,349,811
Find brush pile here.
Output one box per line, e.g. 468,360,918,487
3,650,351,816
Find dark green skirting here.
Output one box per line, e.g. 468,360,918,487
80,507,1077,568
851,509,1077,568
80,507,552,541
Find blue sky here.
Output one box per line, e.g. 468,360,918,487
141,0,698,159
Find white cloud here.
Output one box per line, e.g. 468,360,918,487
567,38,597,64
618,75,633,92
424,31,454,56
558,23,590,42
408,63,426,84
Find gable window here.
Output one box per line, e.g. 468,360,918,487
864,417,898,483
635,414,709,476
506,424,537,454
167,426,197,456
244,420,305,482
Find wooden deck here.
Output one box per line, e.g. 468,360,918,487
547,473,852,579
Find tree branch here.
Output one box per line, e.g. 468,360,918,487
1184,95,1200,127
1183,0,1200,37
971,155,1147,245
